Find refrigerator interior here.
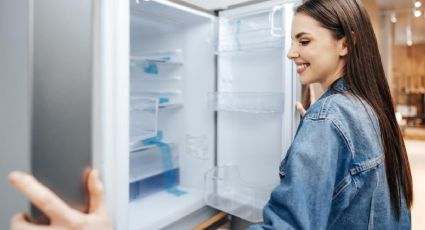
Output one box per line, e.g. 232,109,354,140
128,0,215,229
126,0,297,228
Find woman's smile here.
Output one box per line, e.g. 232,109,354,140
295,62,310,74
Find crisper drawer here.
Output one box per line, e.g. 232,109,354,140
129,143,179,183
129,142,180,201
217,5,284,53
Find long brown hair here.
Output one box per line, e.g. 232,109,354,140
295,0,413,219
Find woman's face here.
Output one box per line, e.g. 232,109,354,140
287,12,348,89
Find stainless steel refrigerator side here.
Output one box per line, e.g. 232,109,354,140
30,0,94,223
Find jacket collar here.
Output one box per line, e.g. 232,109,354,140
317,77,349,101
330,77,349,92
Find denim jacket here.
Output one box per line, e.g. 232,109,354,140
249,78,411,230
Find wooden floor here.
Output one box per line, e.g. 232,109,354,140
405,140,425,230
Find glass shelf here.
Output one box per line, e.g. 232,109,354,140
159,103,183,110
130,74,182,81
131,50,183,63
130,50,183,76
130,97,159,148
132,91,183,110
204,165,276,223
135,90,182,98
208,92,284,114
130,56,183,67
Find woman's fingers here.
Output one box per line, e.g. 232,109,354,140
87,170,113,229
87,170,106,215
8,171,74,223
10,213,48,230
296,102,306,117
9,170,113,229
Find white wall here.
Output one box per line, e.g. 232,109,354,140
0,0,31,228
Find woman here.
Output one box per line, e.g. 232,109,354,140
248,0,413,228
9,0,413,229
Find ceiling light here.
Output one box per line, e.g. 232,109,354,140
390,12,397,23
414,10,422,17
415,1,422,8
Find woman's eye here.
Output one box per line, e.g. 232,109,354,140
300,40,310,46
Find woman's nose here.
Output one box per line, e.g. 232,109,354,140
287,44,299,60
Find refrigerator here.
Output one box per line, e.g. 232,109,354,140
30,0,301,229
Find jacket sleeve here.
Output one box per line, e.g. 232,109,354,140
248,118,350,230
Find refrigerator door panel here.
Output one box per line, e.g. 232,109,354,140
29,0,130,228
30,0,94,223
206,0,299,223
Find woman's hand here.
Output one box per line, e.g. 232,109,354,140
296,102,306,117
8,170,113,230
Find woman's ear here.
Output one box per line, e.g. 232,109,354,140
339,32,356,57
338,36,348,57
